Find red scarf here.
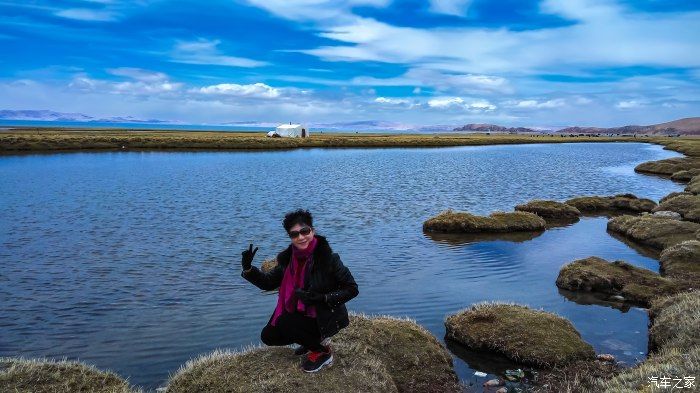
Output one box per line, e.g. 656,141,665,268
271,236,318,326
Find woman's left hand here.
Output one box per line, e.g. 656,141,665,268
295,288,326,305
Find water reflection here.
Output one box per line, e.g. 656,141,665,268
423,230,544,245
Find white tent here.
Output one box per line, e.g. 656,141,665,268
272,123,309,138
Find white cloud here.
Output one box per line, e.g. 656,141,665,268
514,99,566,109
374,97,410,105
427,97,495,111
351,68,511,94
107,68,168,82
616,100,644,109
429,0,471,17
55,8,117,21
197,83,281,98
171,39,268,68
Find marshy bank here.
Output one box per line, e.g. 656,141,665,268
0,140,692,390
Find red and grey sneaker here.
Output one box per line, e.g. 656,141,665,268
302,346,333,373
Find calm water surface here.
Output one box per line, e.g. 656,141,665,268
0,142,684,390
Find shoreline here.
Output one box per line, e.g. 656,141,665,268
1,127,686,154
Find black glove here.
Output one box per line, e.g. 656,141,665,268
295,288,326,305
241,243,258,271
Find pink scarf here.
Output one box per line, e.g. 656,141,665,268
271,236,318,326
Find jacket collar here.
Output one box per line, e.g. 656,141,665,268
278,234,332,267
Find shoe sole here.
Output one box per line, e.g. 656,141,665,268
302,354,333,373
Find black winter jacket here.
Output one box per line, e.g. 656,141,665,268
242,235,359,338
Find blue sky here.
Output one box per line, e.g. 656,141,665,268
0,0,698,127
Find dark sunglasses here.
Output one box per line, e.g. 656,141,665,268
288,227,312,239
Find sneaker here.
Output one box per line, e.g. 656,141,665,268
302,346,333,373
293,346,309,356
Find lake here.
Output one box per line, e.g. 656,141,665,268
0,142,684,389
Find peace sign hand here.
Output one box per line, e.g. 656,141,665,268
241,243,258,271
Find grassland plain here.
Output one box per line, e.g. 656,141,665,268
0,127,671,153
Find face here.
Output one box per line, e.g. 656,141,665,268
288,223,315,250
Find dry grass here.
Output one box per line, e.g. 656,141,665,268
444,303,595,368
659,191,693,204
556,257,681,307
648,291,700,353
514,199,581,220
671,168,700,182
565,194,657,215
634,157,700,176
423,209,546,233
531,360,621,393
653,194,700,223
659,240,700,284
0,129,658,153
0,357,137,393
593,346,700,393
606,215,700,250
166,314,460,393
687,175,700,194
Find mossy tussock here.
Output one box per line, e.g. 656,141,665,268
0,357,137,393
565,194,657,215
555,257,681,307
593,346,700,393
687,175,700,194
659,240,700,284
423,209,546,233
648,291,700,353
634,157,700,176
514,200,581,220
167,314,460,393
653,194,700,223
445,303,595,368
606,215,700,250
588,291,700,392
671,168,700,182
659,191,693,204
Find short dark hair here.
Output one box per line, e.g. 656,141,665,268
283,209,313,232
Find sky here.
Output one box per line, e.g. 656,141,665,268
0,0,699,128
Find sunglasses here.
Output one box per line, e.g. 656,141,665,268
288,227,312,239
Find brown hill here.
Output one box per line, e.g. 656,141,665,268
557,117,700,136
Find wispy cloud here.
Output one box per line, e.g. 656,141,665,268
170,39,268,68
197,83,281,98
428,0,472,17
55,8,118,21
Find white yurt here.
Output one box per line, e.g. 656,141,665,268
272,123,309,138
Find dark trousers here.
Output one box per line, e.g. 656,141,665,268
261,312,325,352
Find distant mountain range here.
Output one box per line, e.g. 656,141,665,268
2,110,698,135
0,110,171,124
453,117,700,135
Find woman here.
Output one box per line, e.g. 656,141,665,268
241,209,359,373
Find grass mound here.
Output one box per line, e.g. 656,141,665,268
167,314,460,393
335,315,460,393
445,303,594,368
648,291,700,353
653,194,700,223
556,257,680,307
565,194,656,214
606,215,700,250
671,168,700,182
634,157,700,176
687,175,700,194
423,210,545,233
0,357,135,393
514,200,581,220
659,191,693,204
659,240,700,284
594,346,700,393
